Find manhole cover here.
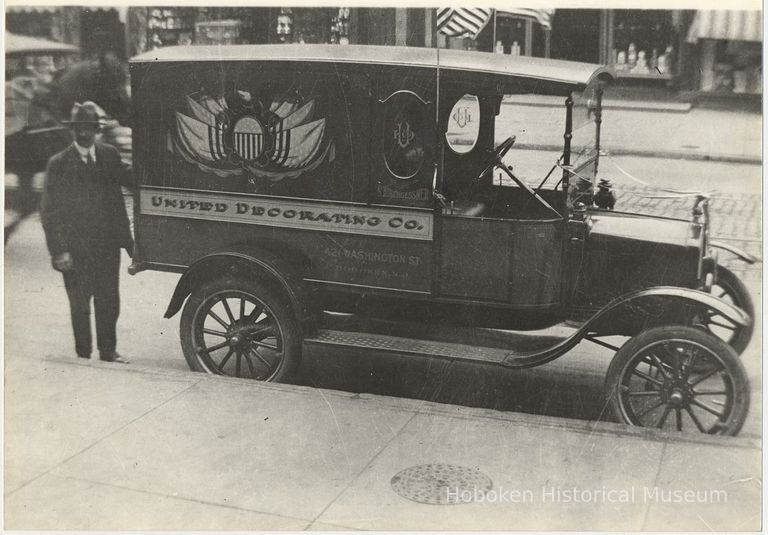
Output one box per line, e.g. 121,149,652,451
391,464,493,505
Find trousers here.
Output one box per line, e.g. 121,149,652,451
62,248,121,357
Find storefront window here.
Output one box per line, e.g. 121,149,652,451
550,10,601,64
147,7,195,48
610,10,678,78
698,40,761,95
275,7,351,44
683,10,762,95
495,16,528,55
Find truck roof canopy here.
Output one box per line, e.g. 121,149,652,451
131,44,613,89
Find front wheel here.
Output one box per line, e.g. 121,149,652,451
604,326,749,436
180,277,301,382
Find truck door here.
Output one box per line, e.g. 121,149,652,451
437,88,564,306
346,66,437,292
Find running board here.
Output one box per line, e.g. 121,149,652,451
304,329,569,366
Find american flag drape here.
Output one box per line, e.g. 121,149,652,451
436,8,493,39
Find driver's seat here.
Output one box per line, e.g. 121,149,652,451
442,199,486,217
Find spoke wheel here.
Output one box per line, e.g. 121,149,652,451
605,326,749,436
704,266,754,354
180,277,301,382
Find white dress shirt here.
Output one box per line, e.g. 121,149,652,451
74,142,96,165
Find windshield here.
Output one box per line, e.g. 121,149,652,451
489,80,603,212
566,78,602,206
494,93,566,189
570,78,601,168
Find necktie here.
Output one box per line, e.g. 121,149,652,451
86,153,95,168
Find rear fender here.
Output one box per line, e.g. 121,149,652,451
583,286,751,337
163,243,312,320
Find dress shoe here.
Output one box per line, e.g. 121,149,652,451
99,352,129,363
77,354,90,359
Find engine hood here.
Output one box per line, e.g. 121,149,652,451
588,211,701,248
570,210,705,320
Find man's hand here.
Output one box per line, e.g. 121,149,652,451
53,252,73,271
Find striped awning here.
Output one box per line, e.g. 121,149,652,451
437,8,493,39
6,5,128,23
497,9,555,30
686,10,762,43
6,6,59,13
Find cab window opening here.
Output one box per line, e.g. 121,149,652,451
445,94,480,155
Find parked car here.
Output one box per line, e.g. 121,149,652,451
128,45,753,435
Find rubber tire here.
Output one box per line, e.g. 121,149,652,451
604,326,750,436
710,266,754,355
180,276,301,382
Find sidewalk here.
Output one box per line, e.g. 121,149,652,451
4,355,761,531
499,97,761,164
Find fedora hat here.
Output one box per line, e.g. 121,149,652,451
62,101,107,126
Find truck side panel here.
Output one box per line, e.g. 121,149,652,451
138,213,433,292
131,59,436,292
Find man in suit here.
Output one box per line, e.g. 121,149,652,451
41,101,133,362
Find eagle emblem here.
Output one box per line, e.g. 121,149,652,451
169,89,334,181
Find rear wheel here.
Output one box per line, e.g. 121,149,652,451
604,326,749,436
180,277,301,382
705,266,754,354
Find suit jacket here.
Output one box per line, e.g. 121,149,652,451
41,142,133,260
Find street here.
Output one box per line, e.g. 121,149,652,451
4,153,761,438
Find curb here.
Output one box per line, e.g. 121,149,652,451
43,354,762,450
514,143,761,165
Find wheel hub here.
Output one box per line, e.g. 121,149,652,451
227,322,255,349
669,389,684,407
662,380,693,407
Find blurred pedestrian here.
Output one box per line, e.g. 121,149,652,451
40,101,133,362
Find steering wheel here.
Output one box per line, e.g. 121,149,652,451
472,136,518,187
494,135,517,161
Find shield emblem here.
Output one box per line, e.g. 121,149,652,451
232,116,264,162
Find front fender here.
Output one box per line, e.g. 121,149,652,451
502,286,750,369
583,286,750,337
163,242,311,319
711,240,758,264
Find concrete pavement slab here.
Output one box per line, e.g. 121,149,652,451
4,359,759,530
643,442,762,531
50,376,415,521
4,212,187,373
4,358,200,493
5,473,309,530
317,412,666,530
305,520,357,530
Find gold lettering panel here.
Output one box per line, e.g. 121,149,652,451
140,188,433,241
